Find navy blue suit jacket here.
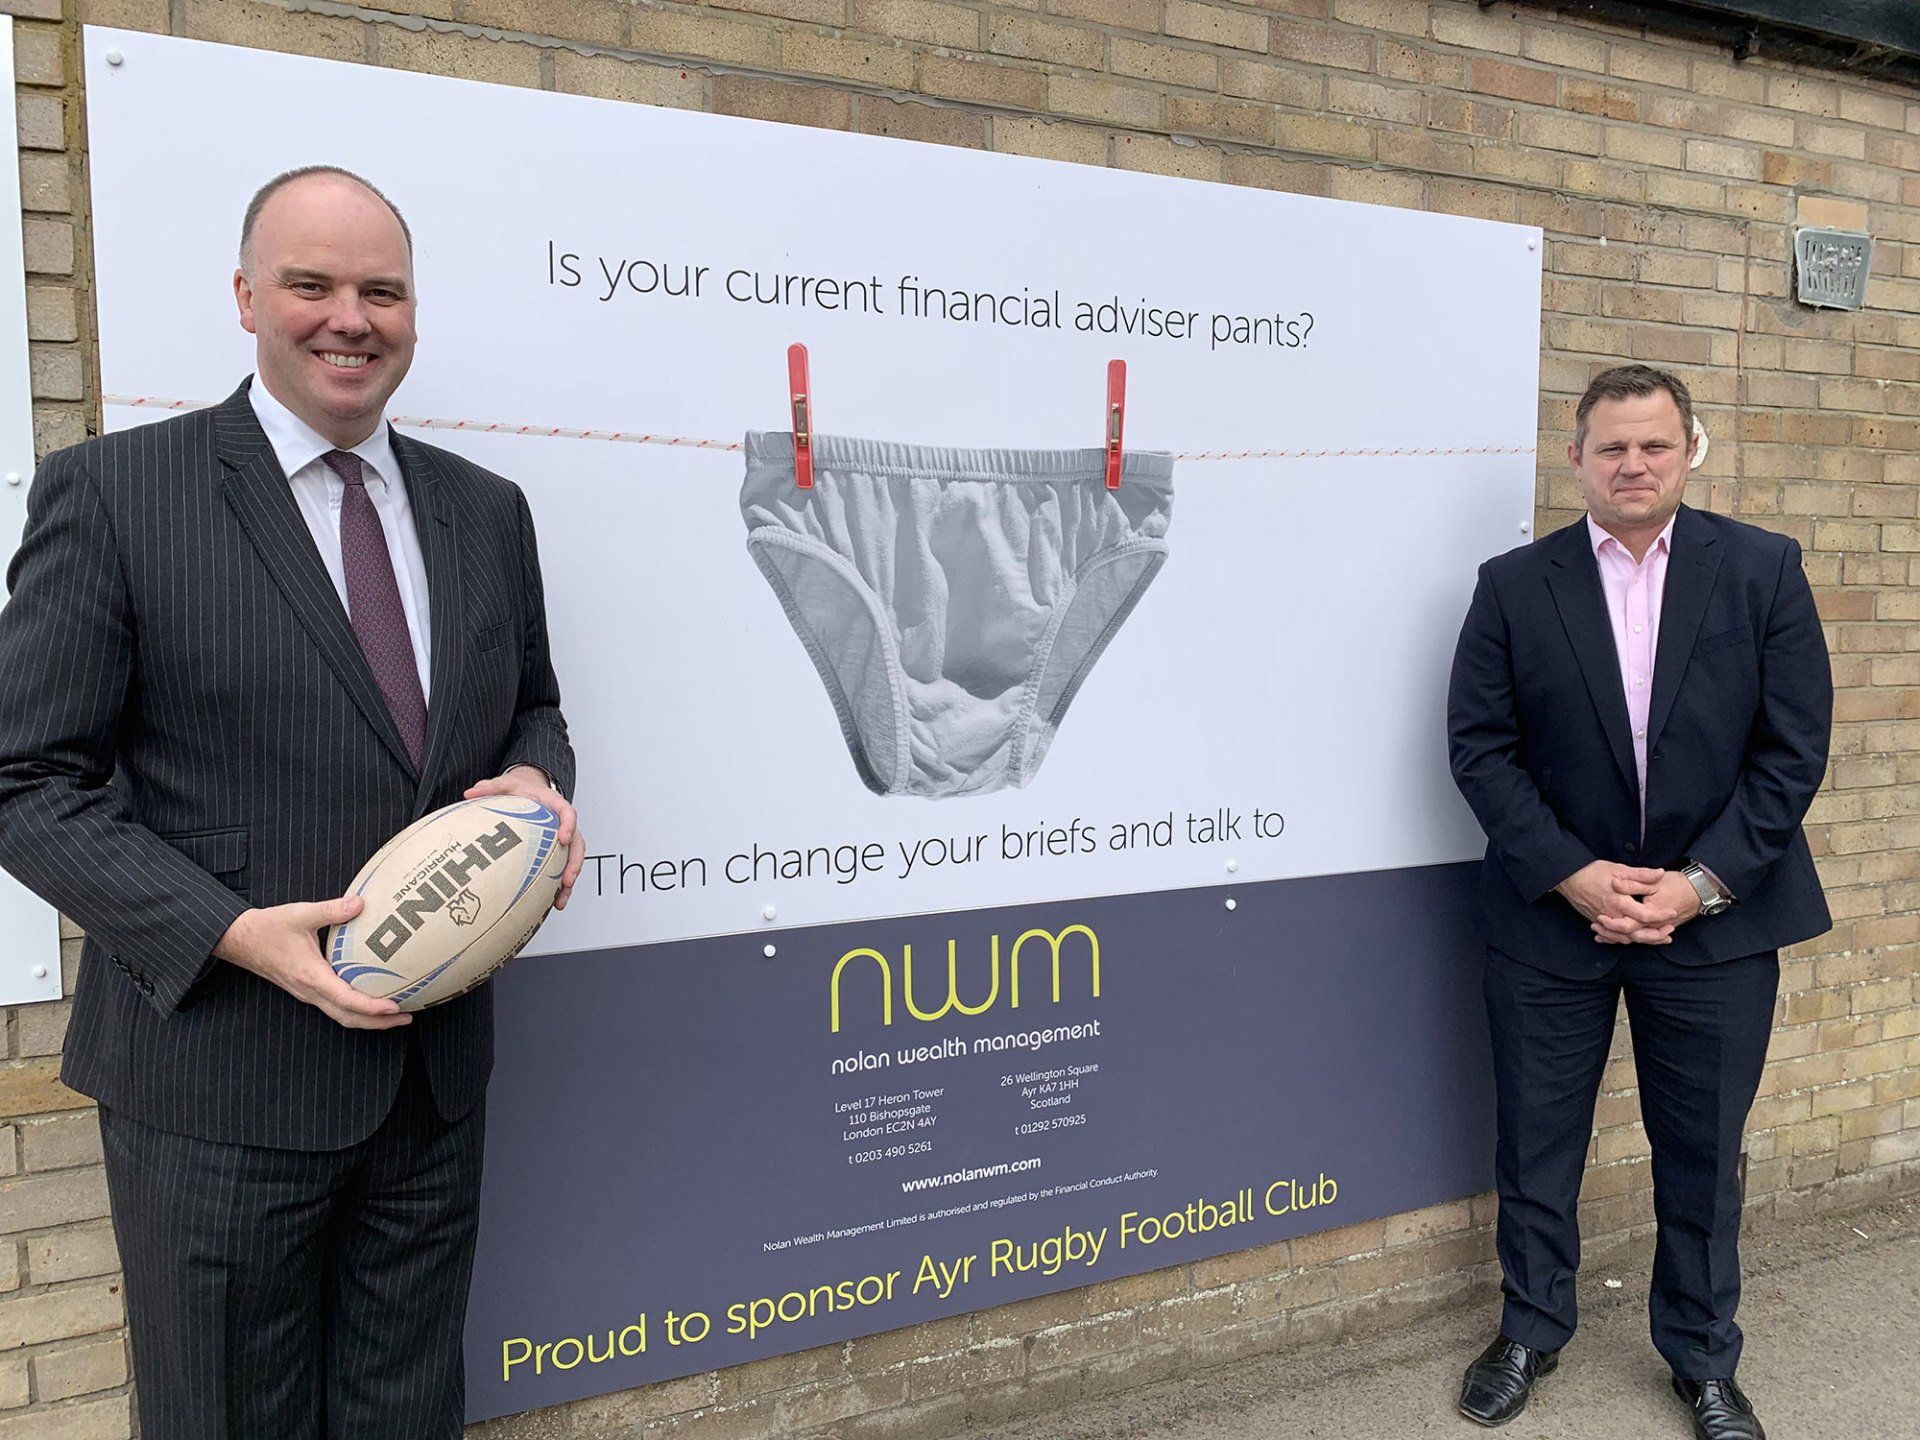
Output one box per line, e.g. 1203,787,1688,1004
1447,505,1831,978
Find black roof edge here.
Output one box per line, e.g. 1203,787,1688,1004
1493,1,1920,86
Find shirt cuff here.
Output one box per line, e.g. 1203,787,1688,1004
1694,861,1734,904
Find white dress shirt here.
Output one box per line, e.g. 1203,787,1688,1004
248,377,433,700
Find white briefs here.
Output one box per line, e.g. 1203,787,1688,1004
742,432,1174,799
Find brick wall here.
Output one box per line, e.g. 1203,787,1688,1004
1,1,1915,1435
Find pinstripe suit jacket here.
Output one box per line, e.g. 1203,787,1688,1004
0,381,575,1150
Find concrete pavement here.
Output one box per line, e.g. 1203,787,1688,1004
968,1196,1919,1439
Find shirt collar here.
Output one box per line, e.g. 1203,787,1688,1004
1586,511,1676,563
247,374,401,491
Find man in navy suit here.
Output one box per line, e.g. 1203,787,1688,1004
1447,366,1831,1440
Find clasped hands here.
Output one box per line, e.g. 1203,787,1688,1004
1556,859,1701,945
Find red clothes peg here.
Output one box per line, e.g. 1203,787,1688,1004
1104,358,1126,490
789,343,814,489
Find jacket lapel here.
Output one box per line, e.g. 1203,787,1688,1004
393,433,467,816
1646,505,1722,753
1544,519,1639,792
213,383,419,780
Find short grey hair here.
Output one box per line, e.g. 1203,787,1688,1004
238,165,412,273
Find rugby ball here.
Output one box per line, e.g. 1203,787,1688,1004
326,795,565,1011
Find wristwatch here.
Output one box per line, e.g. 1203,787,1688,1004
1681,859,1732,916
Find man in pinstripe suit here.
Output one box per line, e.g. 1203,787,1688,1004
0,167,582,1437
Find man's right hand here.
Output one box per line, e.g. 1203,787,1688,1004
213,896,411,1030
1555,860,1677,945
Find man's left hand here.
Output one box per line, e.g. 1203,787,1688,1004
1591,868,1701,945
465,765,585,909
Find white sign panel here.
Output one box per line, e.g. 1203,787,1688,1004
0,16,62,1005
83,28,1540,961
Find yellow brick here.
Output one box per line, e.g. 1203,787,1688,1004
1166,0,1270,52
1335,0,1434,31
990,116,1107,168
1515,111,1603,156
1677,58,1753,104
1327,76,1422,126
1167,93,1269,144
0,1393,131,1440
1609,43,1689,89
1837,88,1906,131
854,0,982,48
1051,0,1158,28
1769,74,1840,118
0,1061,83,1121
1644,171,1723,211
1520,26,1607,74
1378,128,1472,176
22,220,73,276
1605,126,1686,169
460,0,624,46
24,286,75,343
1048,75,1160,130
1374,35,1464,86
1476,144,1560,187
917,54,1047,111
1799,119,1867,160
15,92,62,151
712,74,853,130
180,0,365,63
708,0,844,20
859,98,986,151
1797,195,1870,230
1430,4,1523,54
76,0,170,33
0,1280,122,1349
32,1335,127,1404
552,52,704,111
10,24,62,84
630,7,780,68
1274,112,1373,161
1221,152,1328,196
1113,134,1224,182
1561,159,1642,201
1330,166,1425,210
376,26,541,88
1110,38,1219,92
1220,57,1319,107
988,15,1103,69
1683,140,1764,182
783,32,916,90
1271,19,1372,73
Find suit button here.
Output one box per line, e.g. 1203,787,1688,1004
1624,841,1638,854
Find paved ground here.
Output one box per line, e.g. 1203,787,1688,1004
970,1196,1919,1439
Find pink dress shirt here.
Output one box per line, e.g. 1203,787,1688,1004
1587,513,1674,836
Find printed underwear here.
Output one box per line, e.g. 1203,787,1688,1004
742,432,1174,799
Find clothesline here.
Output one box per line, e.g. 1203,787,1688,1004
101,396,1537,463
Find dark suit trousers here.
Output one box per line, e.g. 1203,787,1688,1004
1483,943,1777,1379
98,1045,485,1440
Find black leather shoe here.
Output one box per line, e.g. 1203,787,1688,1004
1671,1376,1765,1440
1457,1335,1559,1427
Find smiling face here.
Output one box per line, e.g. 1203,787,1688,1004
234,173,416,448
1570,391,1695,548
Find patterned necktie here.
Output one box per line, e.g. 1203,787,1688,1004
325,449,428,770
